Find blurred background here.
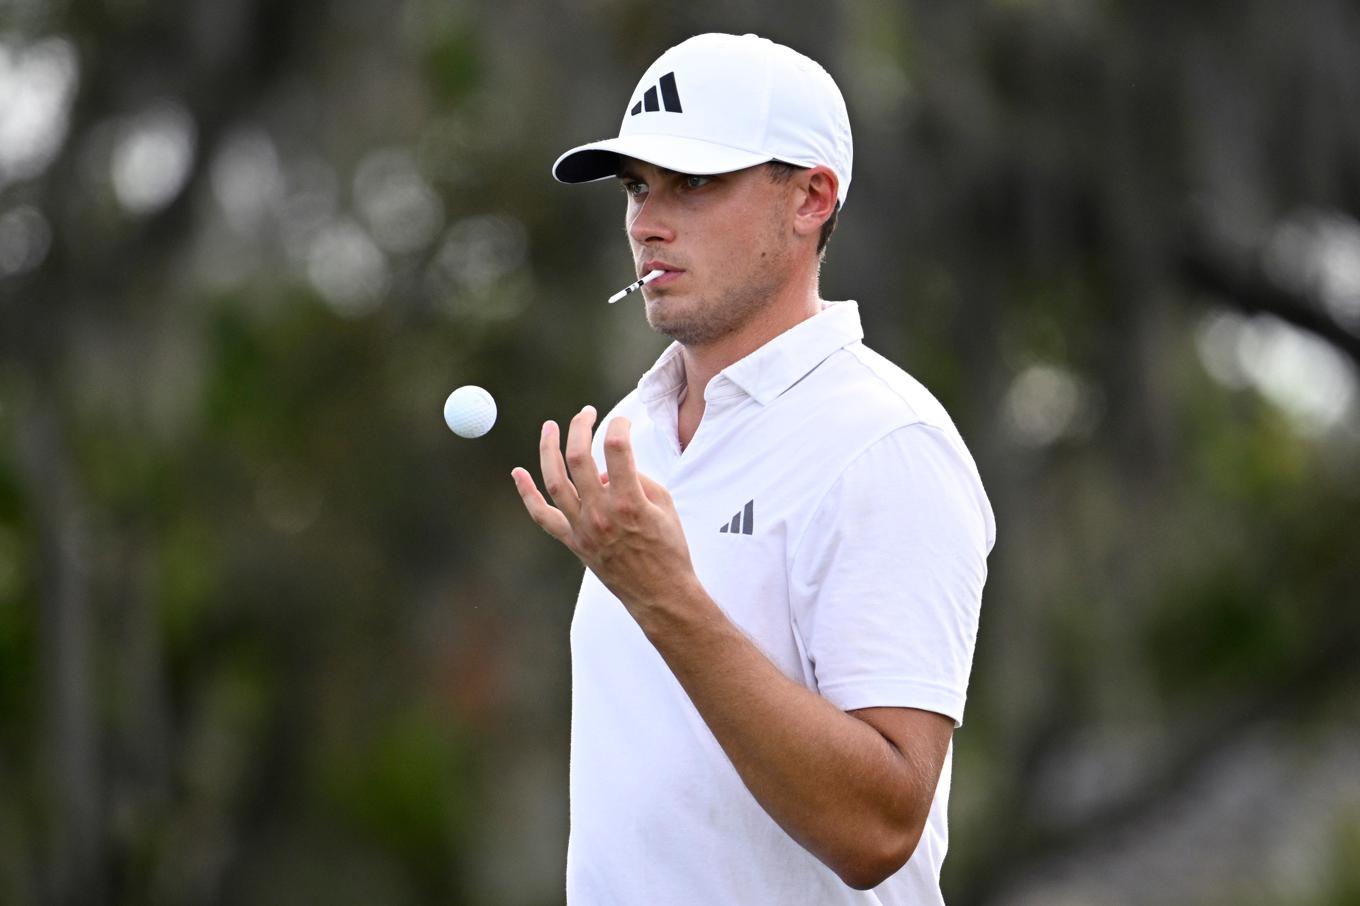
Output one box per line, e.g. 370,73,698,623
2,0,1359,904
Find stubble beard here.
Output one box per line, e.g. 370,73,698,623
645,269,783,347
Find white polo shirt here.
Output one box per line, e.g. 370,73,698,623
567,300,994,905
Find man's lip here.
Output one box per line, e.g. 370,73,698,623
641,262,683,276
641,267,684,289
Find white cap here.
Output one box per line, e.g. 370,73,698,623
553,33,853,206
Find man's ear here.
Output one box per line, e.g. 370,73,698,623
792,166,839,240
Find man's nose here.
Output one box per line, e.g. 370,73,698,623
627,195,676,245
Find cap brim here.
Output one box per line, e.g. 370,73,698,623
553,134,773,184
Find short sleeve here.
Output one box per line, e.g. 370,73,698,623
788,423,994,727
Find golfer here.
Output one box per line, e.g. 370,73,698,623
511,32,995,904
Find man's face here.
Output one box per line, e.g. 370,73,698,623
616,158,799,347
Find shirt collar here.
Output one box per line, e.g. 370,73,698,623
636,300,864,407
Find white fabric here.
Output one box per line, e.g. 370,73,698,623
553,33,854,205
567,301,994,905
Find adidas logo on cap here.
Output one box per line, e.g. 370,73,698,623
630,72,683,115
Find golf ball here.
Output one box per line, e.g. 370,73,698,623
443,385,497,438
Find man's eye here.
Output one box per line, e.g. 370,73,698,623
623,182,648,199
684,175,710,189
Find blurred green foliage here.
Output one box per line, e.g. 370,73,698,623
1,1,1359,905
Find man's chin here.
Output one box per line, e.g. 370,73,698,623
642,297,675,333
645,312,684,343
644,293,739,347
645,306,691,344
647,315,722,348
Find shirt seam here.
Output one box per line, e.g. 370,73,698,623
787,418,946,568
786,345,950,562
788,345,946,557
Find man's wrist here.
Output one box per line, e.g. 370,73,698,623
633,575,724,649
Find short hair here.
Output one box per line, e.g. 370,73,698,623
765,161,840,255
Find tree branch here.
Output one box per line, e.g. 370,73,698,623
1178,229,1360,367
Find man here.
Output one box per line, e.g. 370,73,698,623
510,33,994,904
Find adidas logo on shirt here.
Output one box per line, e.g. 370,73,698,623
629,72,684,115
719,500,755,535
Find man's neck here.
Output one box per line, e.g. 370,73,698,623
683,287,821,401
675,280,823,446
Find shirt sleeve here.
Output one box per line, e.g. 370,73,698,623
788,422,994,727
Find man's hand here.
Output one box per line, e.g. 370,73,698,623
511,405,699,620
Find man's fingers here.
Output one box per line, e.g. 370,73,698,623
565,405,602,505
602,417,645,501
511,467,573,540
538,420,580,522
637,471,674,507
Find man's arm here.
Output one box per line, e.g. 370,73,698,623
510,406,953,889
642,579,954,889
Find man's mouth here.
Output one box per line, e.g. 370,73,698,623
640,262,685,287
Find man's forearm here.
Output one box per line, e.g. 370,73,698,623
633,579,939,889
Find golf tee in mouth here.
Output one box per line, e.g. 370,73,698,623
608,268,666,304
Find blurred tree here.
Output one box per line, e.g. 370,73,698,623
0,1,1357,905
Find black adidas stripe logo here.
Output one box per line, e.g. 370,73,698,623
719,500,755,535
630,72,683,115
